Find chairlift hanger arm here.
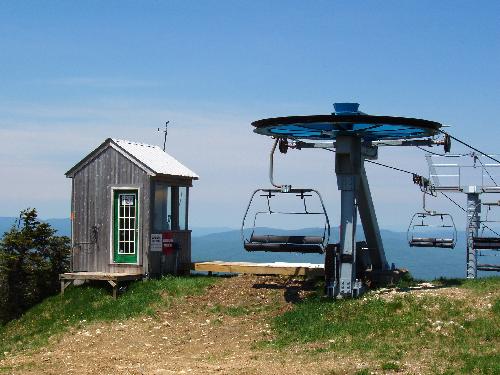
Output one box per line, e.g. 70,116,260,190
483,201,500,207
293,135,448,161
294,137,445,149
269,138,292,192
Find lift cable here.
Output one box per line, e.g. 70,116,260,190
415,145,449,157
364,159,416,176
415,146,473,158
321,147,500,237
439,191,467,213
367,159,500,238
440,191,500,237
321,143,500,238
416,138,498,186
438,129,500,165
322,147,418,176
475,156,498,186
478,222,500,238
326,146,497,190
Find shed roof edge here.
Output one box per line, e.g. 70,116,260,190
65,138,157,178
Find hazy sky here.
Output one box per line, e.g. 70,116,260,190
1,1,499,230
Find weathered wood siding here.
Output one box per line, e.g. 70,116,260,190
174,230,192,273
71,147,150,274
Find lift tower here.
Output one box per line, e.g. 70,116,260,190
426,154,500,278
251,103,444,298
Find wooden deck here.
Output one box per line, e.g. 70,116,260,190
60,272,144,298
192,261,324,277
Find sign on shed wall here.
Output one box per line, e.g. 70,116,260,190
150,233,162,252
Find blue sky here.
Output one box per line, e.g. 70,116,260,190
1,1,499,229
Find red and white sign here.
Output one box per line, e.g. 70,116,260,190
162,232,174,255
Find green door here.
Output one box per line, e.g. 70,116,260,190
113,189,139,263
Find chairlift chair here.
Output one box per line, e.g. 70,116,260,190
407,191,457,249
472,237,500,250
242,188,330,253
472,203,500,250
242,138,331,253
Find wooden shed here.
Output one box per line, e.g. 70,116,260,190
64,138,199,279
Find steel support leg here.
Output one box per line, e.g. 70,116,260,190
356,164,388,270
466,193,480,279
338,176,357,296
335,136,362,298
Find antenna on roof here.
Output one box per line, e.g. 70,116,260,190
157,121,170,151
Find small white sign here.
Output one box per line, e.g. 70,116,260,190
121,195,135,206
150,233,162,252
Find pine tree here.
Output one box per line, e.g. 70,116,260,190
0,209,70,324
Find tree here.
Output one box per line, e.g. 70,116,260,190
0,209,70,324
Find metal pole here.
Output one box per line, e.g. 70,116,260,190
356,163,388,270
269,139,281,189
338,177,357,296
335,136,362,298
163,121,170,151
466,192,480,278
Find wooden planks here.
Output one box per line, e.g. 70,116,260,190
192,261,324,277
60,272,143,281
60,272,144,298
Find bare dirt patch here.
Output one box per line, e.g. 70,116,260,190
0,276,483,375
0,276,360,374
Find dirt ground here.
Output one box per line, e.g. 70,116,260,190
0,275,481,375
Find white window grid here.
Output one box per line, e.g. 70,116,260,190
118,194,136,255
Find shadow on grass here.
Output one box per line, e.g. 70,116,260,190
433,277,465,287
253,278,319,304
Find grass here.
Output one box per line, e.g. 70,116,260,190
265,276,500,374
381,361,400,371
209,302,278,318
210,304,250,317
0,275,217,358
1,273,498,373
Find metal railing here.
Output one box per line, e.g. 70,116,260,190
426,154,500,192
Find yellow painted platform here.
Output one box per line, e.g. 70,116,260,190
192,261,324,277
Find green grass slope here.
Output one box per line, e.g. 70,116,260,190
265,277,500,374
0,275,498,374
0,275,216,357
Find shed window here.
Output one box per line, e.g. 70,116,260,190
178,187,188,230
153,183,189,232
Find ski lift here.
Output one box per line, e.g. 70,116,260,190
472,237,500,250
241,138,330,253
242,188,330,253
472,202,500,250
407,191,457,249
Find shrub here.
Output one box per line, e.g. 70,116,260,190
0,209,70,324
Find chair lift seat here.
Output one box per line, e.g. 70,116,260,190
410,237,455,248
244,234,325,254
472,237,500,250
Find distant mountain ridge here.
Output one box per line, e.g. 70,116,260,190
0,217,71,237
191,227,475,280
0,218,231,238
1,217,494,280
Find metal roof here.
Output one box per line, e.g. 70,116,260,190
113,139,199,179
65,138,199,179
